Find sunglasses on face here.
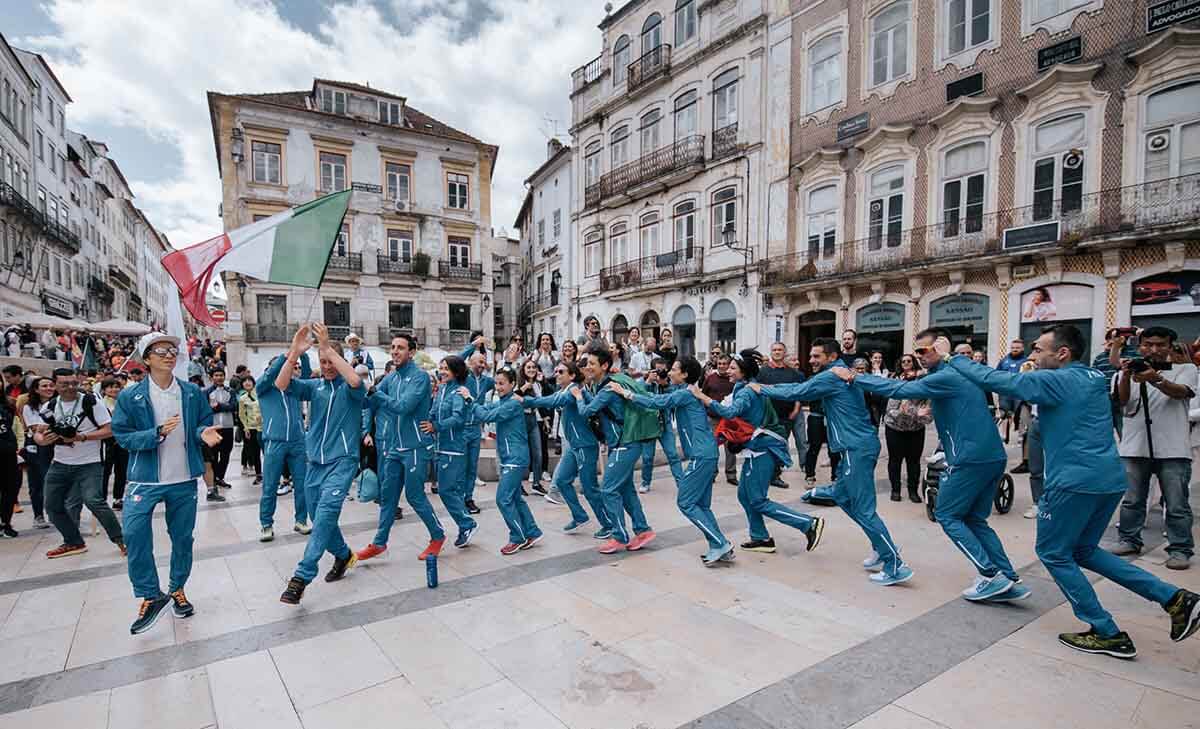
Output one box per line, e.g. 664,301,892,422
913,347,933,356
150,346,180,357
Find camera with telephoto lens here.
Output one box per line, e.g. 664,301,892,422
1129,357,1172,374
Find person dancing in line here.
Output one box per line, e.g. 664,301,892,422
256,352,313,542
424,355,478,549
942,326,1200,658
835,329,1026,602
459,342,494,514
277,323,365,605
357,334,440,562
608,356,740,566
752,339,912,586
690,350,825,556
462,367,543,555
520,359,613,537
573,347,656,555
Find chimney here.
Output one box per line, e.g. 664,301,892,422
547,138,563,159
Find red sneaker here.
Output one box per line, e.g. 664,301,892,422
519,534,543,550
500,542,522,556
418,538,445,561
598,538,624,555
46,543,87,559
627,530,656,551
355,543,387,561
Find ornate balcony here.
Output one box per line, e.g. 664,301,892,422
438,261,483,282
712,123,739,161
526,290,560,315
628,44,671,93
326,252,362,272
585,135,705,209
325,324,364,342
245,323,292,343
572,55,604,92
0,181,81,253
439,328,472,349
377,326,425,346
600,247,703,293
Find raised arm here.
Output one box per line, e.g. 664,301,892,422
946,356,1067,405
276,324,311,392
257,355,285,396
313,324,360,389
577,386,620,418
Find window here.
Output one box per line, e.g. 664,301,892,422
1143,83,1200,182
323,299,350,327
252,141,281,184
319,151,347,191
53,256,62,286
610,126,630,168
379,101,401,125
868,165,905,249
385,162,411,201
49,144,56,174
639,212,660,259
713,69,738,130
946,0,990,56
48,98,54,121
610,222,629,266
806,185,839,258
1030,0,1091,23
36,130,44,160
553,209,561,238
449,304,472,331
59,155,65,183
673,200,696,253
320,88,347,114
675,0,697,45
386,229,413,262
538,219,545,247
58,109,63,133
585,141,602,188
448,237,471,267
584,231,602,277
536,274,545,300
389,302,413,329
640,109,662,153
1031,113,1086,220
711,187,737,246
942,141,987,237
447,172,469,208
809,35,842,113
641,13,663,55
257,295,287,326
674,90,698,140
613,35,631,87
870,2,910,87
335,223,349,256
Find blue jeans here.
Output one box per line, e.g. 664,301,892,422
552,445,609,528
639,422,683,489
601,445,651,544
496,462,541,545
436,453,476,533
935,459,1017,580
740,452,815,542
833,446,903,575
260,439,309,528
123,480,198,599
679,457,727,549
463,435,481,500
1038,489,1179,637
791,413,808,459
44,461,122,546
295,458,356,583
1118,457,1194,558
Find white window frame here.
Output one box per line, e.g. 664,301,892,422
335,222,349,257
319,151,347,192
865,164,907,250
638,211,660,259
941,0,995,65
674,90,698,140
553,209,562,239
640,109,662,154
447,172,470,209
805,183,840,261
585,142,602,187
448,237,471,268
379,101,401,125
1140,81,1200,183
613,35,631,88
385,162,411,202
386,229,413,262
713,69,738,131
711,187,737,247
808,34,843,114
1022,0,1102,37
939,140,989,238
252,140,282,184
865,2,913,97
609,223,629,267
610,126,630,168
673,200,696,254
584,231,602,277
674,0,698,47
321,88,347,114
1029,112,1088,222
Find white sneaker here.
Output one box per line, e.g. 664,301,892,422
1023,505,1038,519
637,484,650,494
259,526,274,542
862,551,884,571
277,484,292,496
475,478,485,488
294,521,312,535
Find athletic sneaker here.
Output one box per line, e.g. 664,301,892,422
277,483,292,496
294,521,312,535
986,581,1032,603
356,543,387,561
112,499,123,511
1165,554,1191,570
1023,505,1038,519
543,490,562,505
862,551,884,571
206,490,226,502
637,483,650,494
1058,630,1136,659
592,528,612,540
500,542,522,556
805,517,825,552
741,538,776,553
465,499,481,514
702,542,734,566
598,538,624,555
0,525,16,538
130,594,172,634
627,530,656,551
531,483,549,497
562,518,588,533
520,534,543,550
170,589,195,618
454,526,476,548
418,539,445,561
870,564,914,586
46,543,87,559
280,578,307,604
475,478,486,488
33,516,49,529
259,526,274,543
1166,589,1200,642
253,476,262,485
1109,542,1140,556
962,574,1014,601
325,552,357,582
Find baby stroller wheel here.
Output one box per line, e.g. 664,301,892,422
924,485,939,523
994,473,1015,514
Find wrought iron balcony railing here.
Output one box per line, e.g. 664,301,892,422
600,246,703,293
761,173,1200,288
440,329,472,348
572,55,604,92
376,254,418,275
0,181,81,253
585,135,705,209
326,252,363,272
439,261,483,281
628,44,671,92
712,123,738,161
378,326,425,346
526,290,560,314
325,324,364,342
245,323,291,343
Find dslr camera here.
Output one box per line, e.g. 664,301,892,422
1128,357,1172,374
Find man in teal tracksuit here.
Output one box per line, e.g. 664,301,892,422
945,325,1199,658
842,328,1024,602
256,352,313,541
277,324,365,605
114,332,223,634
460,343,494,513
755,338,911,585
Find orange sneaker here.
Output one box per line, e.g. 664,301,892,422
627,530,656,551
598,538,624,554
500,542,522,556
418,538,445,561
355,543,387,561
46,543,87,559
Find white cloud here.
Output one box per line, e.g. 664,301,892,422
21,0,602,246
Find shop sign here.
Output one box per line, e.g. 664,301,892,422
930,293,989,333
856,302,905,334
685,283,721,296
1037,36,1083,71
1003,221,1060,250
1147,0,1200,33
946,72,984,103
42,293,73,318
836,112,870,142
351,182,382,193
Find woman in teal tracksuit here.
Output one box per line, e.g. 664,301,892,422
427,355,478,549
464,368,542,555
521,360,611,537
691,349,824,556
610,356,739,565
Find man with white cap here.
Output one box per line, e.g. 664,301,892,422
111,332,223,635
343,332,375,380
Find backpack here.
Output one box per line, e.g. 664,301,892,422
605,373,663,444
716,388,789,452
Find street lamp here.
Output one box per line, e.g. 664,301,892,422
482,293,491,311
235,274,247,303
721,225,752,297
230,128,245,165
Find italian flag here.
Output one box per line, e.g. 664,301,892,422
162,190,351,328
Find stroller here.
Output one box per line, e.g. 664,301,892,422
921,450,1014,523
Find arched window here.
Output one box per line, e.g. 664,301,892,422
675,0,697,46
711,187,737,246
609,222,628,267
674,90,698,140
584,230,603,277
610,125,630,168
611,314,629,343
868,165,905,250
673,200,696,253
672,304,696,358
806,184,838,259
942,141,987,237
639,211,660,259
613,35,631,87
642,13,663,55
584,141,602,188
1032,113,1086,220
809,34,842,113
710,299,737,353
1144,82,1200,182
640,310,660,341
640,109,662,153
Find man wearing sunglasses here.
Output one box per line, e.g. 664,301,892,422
112,333,224,634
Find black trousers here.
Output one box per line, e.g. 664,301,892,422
884,426,924,493
243,429,262,477
0,451,17,526
102,438,129,501
805,415,841,479
213,427,235,480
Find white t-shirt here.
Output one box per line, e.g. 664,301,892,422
1119,362,1198,460
208,386,234,429
26,395,111,465
148,377,191,485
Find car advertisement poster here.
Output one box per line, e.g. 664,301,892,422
1019,283,1093,323
1131,271,1200,316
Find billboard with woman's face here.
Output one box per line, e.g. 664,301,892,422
1020,284,1093,323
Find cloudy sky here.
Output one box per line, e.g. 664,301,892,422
7,0,606,247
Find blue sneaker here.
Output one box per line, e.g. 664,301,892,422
702,542,734,566
870,564,914,586
962,574,1014,601
862,551,884,572
592,528,612,540
985,581,1032,603
562,518,589,534
454,526,476,549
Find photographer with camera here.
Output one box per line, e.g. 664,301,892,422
201,368,238,489
1112,326,1196,570
30,368,124,559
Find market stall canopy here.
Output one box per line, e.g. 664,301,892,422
85,319,153,336
0,312,90,330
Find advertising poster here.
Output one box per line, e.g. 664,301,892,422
1019,284,1093,323
1130,271,1200,316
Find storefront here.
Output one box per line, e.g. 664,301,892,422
796,309,836,373
672,305,696,358
42,292,74,320
855,302,906,369
930,293,990,356
710,299,738,353
1016,282,1095,357
1128,270,1200,337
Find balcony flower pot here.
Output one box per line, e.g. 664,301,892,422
413,252,431,276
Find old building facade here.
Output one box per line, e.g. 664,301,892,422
516,139,573,346
767,0,1200,367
